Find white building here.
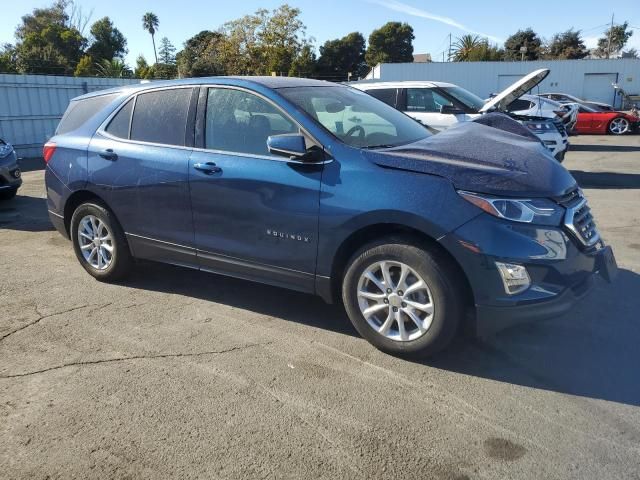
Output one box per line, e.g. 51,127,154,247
364,59,640,108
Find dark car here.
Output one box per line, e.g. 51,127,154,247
44,77,617,357
0,139,22,200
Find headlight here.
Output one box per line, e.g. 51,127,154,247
458,191,564,226
523,121,554,134
0,143,13,158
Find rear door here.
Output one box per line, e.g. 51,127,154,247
88,87,197,264
188,86,322,292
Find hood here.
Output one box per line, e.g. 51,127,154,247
365,119,576,197
479,68,550,113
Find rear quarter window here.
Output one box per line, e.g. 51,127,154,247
130,88,193,146
56,94,118,135
105,98,134,139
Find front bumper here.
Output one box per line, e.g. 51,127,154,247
440,213,616,338
0,150,22,191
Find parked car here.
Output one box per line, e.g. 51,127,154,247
0,138,22,200
44,77,617,357
353,69,570,161
538,93,614,112
502,94,578,132
572,103,639,135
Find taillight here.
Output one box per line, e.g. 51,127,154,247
43,142,56,163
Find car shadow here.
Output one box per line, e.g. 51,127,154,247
17,157,46,173
570,170,640,189
570,144,640,153
125,261,357,338
125,261,640,407
0,194,54,232
425,269,640,407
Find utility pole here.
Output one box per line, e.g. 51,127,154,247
606,13,614,59
448,33,452,61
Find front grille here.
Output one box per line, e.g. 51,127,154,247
553,118,567,136
555,188,600,248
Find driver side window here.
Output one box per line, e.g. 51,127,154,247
406,89,453,112
205,88,298,156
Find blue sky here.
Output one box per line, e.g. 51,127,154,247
2,0,640,66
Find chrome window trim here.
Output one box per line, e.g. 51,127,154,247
96,83,331,165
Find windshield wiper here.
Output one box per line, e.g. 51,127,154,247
362,144,398,150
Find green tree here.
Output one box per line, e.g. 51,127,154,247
94,58,131,78
317,32,367,80
152,63,177,79
176,30,226,77
545,29,588,59
621,48,638,59
503,28,542,60
218,11,265,75
142,12,159,63
14,0,86,74
0,44,18,73
74,54,93,76
450,34,482,61
134,54,153,79
289,44,316,77
258,4,311,75
366,22,414,67
595,22,633,58
158,37,176,64
466,40,504,61
87,17,127,63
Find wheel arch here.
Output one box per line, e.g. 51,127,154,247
325,223,475,316
63,190,109,236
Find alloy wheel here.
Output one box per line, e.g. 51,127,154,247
609,117,629,135
77,214,114,270
356,260,435,342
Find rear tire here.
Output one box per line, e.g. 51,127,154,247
342,237,463,358
70,201,132,281
608,117,630,135
0,187,18,200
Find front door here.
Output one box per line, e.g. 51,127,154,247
189,86,323,292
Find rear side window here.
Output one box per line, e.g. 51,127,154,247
105,99,134,139
367,89,397,107
56,94,118,135
130,88,192,146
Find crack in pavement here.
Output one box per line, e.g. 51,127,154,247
0,303,110,343
0,342,272,379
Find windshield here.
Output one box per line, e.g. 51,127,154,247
440,86,485,112
279,86,430,148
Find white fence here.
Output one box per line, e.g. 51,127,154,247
0,74,139,158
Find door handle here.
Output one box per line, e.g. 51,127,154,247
99,149,118,161
194,162,222,174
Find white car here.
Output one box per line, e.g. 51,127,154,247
501,94,578,133
352,69,570,161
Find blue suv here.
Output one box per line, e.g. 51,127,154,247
45,77,617,357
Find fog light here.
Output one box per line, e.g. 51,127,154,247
495,262,531,295
12,169,21,179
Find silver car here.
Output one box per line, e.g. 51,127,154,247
0,139,22,200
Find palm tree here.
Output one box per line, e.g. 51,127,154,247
142,12,160,64
95,59,130,78
451,34,482,61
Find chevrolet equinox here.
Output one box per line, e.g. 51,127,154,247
45,77,617,357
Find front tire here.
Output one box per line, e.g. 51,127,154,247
342,238,463,358
608,117,630,135
70,201,132,281
0,187,18,200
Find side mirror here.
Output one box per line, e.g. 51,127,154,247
440,105,464,115
267,134,308,159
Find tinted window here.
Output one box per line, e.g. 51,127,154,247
279,86,430,149
406,88,453,112
56,94,118,135
105,98,133,139
130,88,192,146
367,88,397,107
205,88,298,156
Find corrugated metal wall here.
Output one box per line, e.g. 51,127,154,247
0,74,140,158
364,59,640,108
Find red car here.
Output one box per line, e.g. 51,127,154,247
574,104,639,135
